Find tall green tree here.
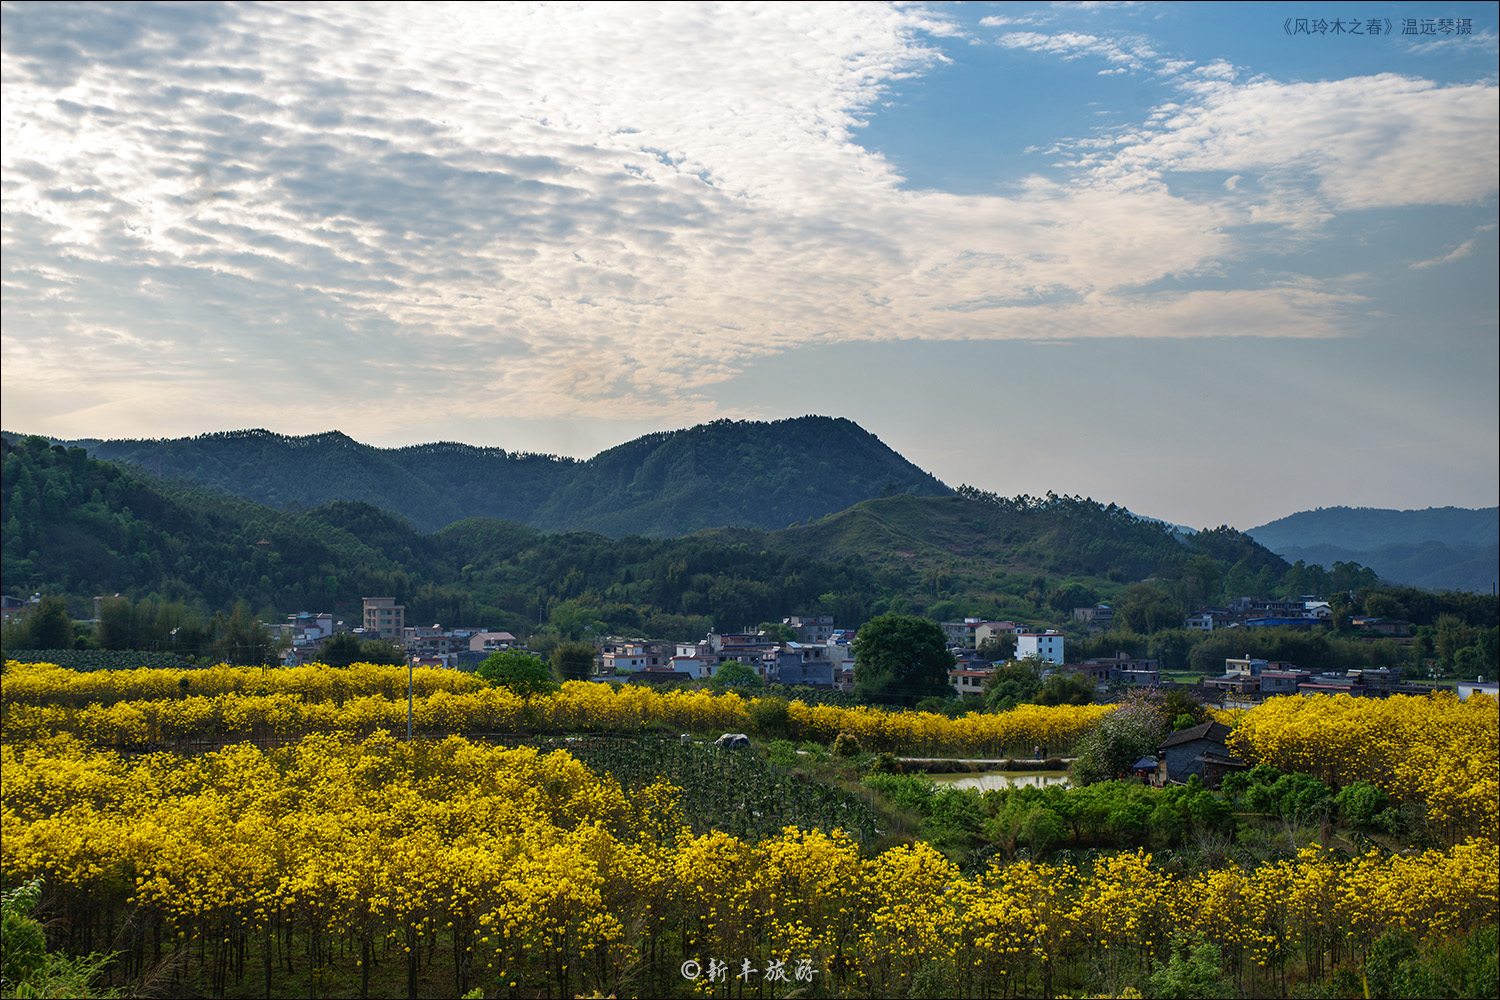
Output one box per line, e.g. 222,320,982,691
319,631,364,668
359,639,406,666
757,621,796,643
21,596,73,650
550,641,596,682
852,613,955,706
708,661,764,691
982,659,1043,711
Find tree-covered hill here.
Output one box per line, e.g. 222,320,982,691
1251,506,1499,550
35,428,574,532
1,435,883,635
528,416,949,536
10,416,950,536
0,435,455,618
7,436,1492,656
784,488,1284,585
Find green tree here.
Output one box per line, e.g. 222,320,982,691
476,650,557,698
1147,629,1196,673
757,621,796,643
359,638,406,666
1435,613,1477,671
21,595,73,650
1113,583,1182,635
982,659,1043,711
852,613,955,706
708,662,764,691
977,633,1017,662
319,631,364,668
550,640,596,682
1036,670,1093,706
1048,581,1098,613
211,602,275,666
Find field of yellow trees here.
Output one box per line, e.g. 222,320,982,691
2,659,1496,998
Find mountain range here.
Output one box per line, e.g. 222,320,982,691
6,417,1496,594
34,416,949,536
1249,507,1499,595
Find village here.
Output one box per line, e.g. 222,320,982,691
283,596,1491,693
273,597,1498,765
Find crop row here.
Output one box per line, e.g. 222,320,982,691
2,660,1112,755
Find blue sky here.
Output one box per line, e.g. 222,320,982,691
3,1,1495,530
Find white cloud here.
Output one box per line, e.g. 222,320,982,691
1091,74,1499,213
1411,238,1478,269
1,1,1493,439
994,29,1160,72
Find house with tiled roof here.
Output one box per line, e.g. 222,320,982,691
1156,720,1246,788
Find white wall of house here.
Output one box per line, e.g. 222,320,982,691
1015,632,1065,665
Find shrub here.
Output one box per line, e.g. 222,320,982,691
747,697,793,739
831,731,863,757
1,881,47,988
1337,780,1389,825
766,740,798,768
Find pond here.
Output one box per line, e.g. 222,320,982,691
923,769,1072,792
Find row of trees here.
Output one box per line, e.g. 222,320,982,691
1,595,282,666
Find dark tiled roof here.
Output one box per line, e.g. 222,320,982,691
1159,720,1232,750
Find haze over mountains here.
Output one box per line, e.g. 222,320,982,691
1249,507,1499,594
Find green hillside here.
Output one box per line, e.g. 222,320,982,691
6,436,1493,664
14,416,949,536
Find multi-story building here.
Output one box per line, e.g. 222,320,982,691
1015,630,1065,665
783,615,835,643
362,597,405,641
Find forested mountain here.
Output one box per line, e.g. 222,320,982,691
0,435,451,619
12,416,949,536
1249,506,1500,593
6,436,1493,661
526,417,949,536
787,488,1283,584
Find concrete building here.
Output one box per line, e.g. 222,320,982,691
362,597,405,641
1015,630,1065,665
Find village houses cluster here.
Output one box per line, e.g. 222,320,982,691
267,596,1499,707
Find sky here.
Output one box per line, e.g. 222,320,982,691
3,1,1496,531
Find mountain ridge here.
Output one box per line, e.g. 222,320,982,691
5,416,949,537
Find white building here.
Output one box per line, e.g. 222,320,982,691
1015,630,1065,665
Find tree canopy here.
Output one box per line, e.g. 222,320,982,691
852,613,955,706
23,596,73,651
708,662,764,691
549,641,596,682
476,650,557,698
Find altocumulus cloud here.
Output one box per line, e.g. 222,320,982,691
2,1,1495,436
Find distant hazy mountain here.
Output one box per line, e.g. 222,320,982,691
12,416,950,536
1249,506,1499,593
